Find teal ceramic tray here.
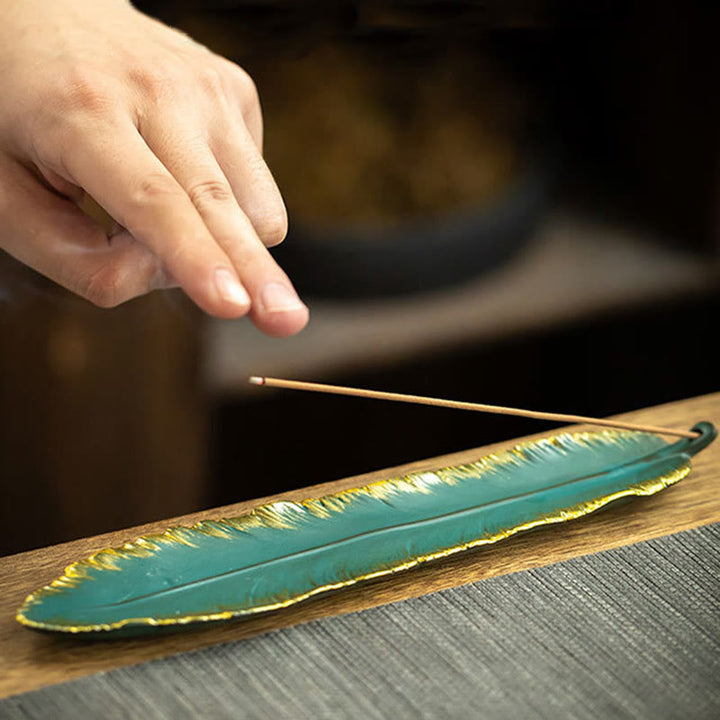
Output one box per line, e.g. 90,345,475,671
17,422,715,637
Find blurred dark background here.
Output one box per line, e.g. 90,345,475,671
1,0,718,555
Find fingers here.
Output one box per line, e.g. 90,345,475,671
24,51,306,335
0,2,307,335
0,160,165,307
142,120,308,337
216,56,264,150
212,120,288,249
59,122,253,319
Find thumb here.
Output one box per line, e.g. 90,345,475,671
0,161,166,307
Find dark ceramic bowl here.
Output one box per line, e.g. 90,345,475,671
271,158,554,301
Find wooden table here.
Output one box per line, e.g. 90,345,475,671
2,392,719,700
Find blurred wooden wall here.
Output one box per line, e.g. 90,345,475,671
0,259,208,556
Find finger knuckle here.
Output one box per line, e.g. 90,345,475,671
119,172,179,228
187,178,234,210
131,172,178,205
29,70,119,170
30,72,108,145
232,67,260,107
46,67,114,121
128,63,180,104
197,66,225,97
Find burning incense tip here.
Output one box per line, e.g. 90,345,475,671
248,376,265,386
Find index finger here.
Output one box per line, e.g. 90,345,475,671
60,122,251,318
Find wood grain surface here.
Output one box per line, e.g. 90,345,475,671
1,392,718,700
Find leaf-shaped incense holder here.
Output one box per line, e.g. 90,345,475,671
17,422,716,637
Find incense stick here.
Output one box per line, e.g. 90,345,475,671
248,376,699,439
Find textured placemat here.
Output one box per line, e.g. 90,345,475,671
2,524,719,720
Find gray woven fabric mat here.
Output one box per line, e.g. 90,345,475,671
3,523,719,720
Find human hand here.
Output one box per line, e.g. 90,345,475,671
0,0,308,336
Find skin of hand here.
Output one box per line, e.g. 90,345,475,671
0,0,308,336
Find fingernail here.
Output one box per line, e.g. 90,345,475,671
261,282,306,313
215,268,250,308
